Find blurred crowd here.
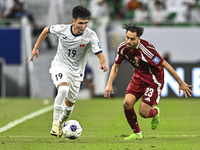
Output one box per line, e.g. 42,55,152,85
87,0,200,26
1,0,200,28
0,0,54,49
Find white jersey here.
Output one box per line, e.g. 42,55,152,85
49,24,102,81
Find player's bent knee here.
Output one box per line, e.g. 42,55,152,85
123,101,132,109
58,86,69,96
65,98,75,107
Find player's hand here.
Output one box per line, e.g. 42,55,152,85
30,48,39,62
104,83,114,99
179,82,193,98
100,65,108,72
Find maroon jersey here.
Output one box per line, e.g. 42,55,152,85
115,39,164,87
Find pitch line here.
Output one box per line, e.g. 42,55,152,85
0,104,54,133
0,135,199,138
147,135,200,137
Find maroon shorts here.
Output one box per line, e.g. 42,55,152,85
126,76,163,107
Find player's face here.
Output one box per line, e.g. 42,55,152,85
125,31,140,50
72,18,88,35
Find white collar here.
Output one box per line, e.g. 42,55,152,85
136,40,140,49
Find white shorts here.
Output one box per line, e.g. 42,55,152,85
49,66,81,103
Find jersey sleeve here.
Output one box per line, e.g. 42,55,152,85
151,51,164,66
141,43,164,66
114,42,126,64
49,24,63,36
90,31,102,55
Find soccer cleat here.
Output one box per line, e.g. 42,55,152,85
57,120,64,137
124,133,143,140
50,123,62,137
151,107,160,130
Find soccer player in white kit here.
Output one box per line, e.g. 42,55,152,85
30,5,108,137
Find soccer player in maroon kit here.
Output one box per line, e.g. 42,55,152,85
104,23,193,140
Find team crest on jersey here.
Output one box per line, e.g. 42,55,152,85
132,57,139,66
98,42,102,49
80,38,85,47
152,56,160,64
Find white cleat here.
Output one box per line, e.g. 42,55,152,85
50,123,62,137
57,120,64,137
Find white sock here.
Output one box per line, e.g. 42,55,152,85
53,86,69,124
136,131,142,135
60,104,74,123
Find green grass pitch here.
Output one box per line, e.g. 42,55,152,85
0,97,200,150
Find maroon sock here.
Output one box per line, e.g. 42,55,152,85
124,108,141,133
148,108,158,118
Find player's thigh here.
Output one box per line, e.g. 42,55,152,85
124,76,143,109
139,102,152,118
50,70,69,88
66,78,81,104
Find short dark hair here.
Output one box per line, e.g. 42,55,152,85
72,5,91,20
123,23,144,37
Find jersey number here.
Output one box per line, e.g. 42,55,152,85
55,73,63,81
68,49,76,57
144,87,154,97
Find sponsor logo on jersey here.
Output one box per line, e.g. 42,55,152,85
63,36,67,39
80,44,84,47
152,56,160,64
98,42,102,49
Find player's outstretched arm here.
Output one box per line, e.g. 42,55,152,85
178,81,193,98
104,63,120,99
97,53,108,72
30,48,39,62
30,27,50,62
161,60,193,98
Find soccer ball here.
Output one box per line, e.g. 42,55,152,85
62,120,82,139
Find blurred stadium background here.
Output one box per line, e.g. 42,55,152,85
0,0,200,98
